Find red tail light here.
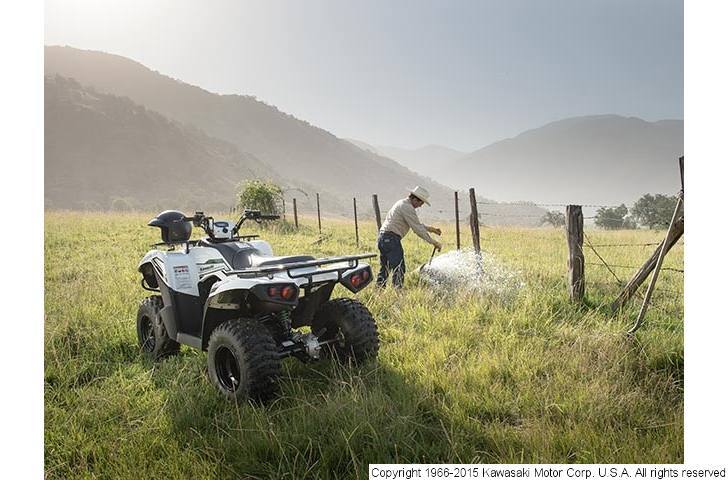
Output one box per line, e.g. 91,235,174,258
260,284,298,302
341,267,373,293
280,286,297,300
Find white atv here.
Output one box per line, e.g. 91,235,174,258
137,209,379,402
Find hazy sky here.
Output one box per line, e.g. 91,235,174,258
45,0,683,151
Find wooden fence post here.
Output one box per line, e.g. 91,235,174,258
292,198,299,229
611,216,683,312
468,188,481,254
679,155,684,192
613,156,685,314
627,156,685,333
372,194,382,231
566,205,585,302
627,195,684,334
282,197,286,220
353,197,359,246
316,193,322,235
454,191,461,250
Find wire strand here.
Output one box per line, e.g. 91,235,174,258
582,232,622,284
477,201,624,209
586,262,684,273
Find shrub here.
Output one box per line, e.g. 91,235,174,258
236,180,283,215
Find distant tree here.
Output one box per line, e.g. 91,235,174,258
541,210,565,228
81,200,102,211
631,194,681,229
237,180,283,215
594,204,636,230
110,197,134,212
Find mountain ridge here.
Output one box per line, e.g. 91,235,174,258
44,74,274,210
432,114,684,206
44,45,467,220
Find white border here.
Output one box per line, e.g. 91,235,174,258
684,0,728,463
0,1,45,477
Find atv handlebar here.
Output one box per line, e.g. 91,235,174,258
243,210,280,222
187,209,280,238
232,210,279,235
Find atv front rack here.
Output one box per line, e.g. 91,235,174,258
227,253,376,284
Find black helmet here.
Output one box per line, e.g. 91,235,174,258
148,210,192,243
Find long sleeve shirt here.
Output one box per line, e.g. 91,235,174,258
379,198,437,245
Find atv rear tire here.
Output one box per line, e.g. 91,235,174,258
136,296,180,360
312,298,379,363
206,318,281,403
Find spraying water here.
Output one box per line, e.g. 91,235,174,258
419,248,524,300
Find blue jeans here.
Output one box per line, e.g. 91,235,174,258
377,232,405,287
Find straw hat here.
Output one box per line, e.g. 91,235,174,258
409,186,431,206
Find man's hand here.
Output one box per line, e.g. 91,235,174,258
427,226,442,236
433,241,442,251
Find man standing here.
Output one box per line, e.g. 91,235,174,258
376,186,442,288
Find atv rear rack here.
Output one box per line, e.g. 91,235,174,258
226,253,376,284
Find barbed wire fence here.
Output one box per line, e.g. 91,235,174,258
229,170,684,332
580,231,683,308
470,188,684,331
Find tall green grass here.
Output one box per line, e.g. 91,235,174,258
45,212,683,478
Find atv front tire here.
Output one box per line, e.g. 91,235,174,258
136,296,180,360
206,318,281,403
312,298,379,364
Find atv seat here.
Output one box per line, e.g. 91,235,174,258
199,239,314,270
199,239,260,270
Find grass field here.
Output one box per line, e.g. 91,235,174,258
44,211,684,478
